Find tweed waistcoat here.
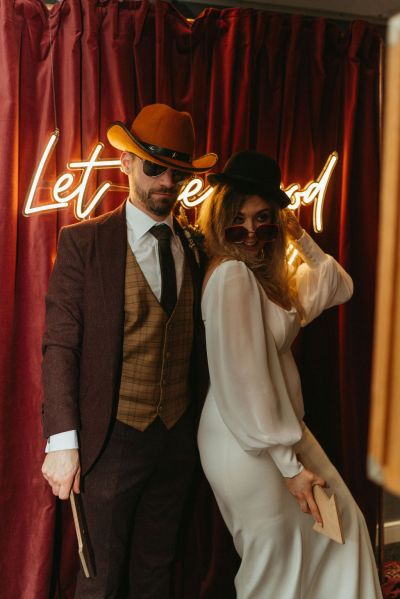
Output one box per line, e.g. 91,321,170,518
117,246,194,431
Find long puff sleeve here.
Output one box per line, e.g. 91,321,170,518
202,260,304,477
293,232,354,326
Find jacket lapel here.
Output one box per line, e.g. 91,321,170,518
174,218,203,312
174,218,209,410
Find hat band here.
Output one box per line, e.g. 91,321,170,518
141,142,191,163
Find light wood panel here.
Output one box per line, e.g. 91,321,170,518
369,13,400,497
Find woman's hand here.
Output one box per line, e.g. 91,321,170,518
284,209,304,241
284,468,326,524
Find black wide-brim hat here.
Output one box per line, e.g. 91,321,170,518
207,150,290,208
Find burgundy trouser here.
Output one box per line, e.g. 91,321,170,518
74,410,196,599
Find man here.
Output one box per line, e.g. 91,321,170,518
41,103,217,598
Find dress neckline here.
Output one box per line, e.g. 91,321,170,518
202,260,298,315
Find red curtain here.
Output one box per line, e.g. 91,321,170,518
0,1,382,597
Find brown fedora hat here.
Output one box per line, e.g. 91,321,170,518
107,104,218,173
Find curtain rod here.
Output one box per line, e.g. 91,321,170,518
172,0,390,25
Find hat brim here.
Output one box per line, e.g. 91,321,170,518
107,121,218,173
207,172,290,208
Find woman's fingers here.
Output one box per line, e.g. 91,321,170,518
283,209,303,240
300,500,310,514
308,478,327,525
313,475,326,488
307,490,322,524
285,469,326,524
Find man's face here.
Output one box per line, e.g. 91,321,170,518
123,153,181,219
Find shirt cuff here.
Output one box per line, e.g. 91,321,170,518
292,231,327,268
45,430,79,453
268,444,304,478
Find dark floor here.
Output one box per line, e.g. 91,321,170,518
384,491,400,522
385,543,400,562
383,490,400,563
383,546,400,599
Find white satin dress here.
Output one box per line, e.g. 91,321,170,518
198,232,382,599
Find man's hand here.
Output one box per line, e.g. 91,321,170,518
284,468,326,524
41,449,81,500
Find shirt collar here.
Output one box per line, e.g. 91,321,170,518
125,199,175,241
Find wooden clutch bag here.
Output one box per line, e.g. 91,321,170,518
70,491,96,578
312,485,345,544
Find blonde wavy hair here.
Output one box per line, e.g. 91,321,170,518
197,184,301,312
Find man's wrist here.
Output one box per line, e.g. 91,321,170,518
45,430,79,453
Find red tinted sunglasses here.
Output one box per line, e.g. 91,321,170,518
225,224,279,243
140,158,191,184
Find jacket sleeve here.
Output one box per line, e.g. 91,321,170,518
41,226,85,437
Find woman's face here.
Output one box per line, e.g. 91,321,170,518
227,195,274,255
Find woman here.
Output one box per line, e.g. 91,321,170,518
197,151,382,599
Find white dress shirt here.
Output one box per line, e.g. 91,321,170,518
45,200,185,452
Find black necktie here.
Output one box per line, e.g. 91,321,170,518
149,224,177,316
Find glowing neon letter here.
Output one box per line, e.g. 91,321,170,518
178,178,214,207
23,131,121,219
23,130,68,215
53,173,75,202
285,153,338,232
63,143,115,219
311,152,338,232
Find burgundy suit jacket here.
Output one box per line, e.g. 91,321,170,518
41,202,208,475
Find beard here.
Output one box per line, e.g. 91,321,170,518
132,179,179,217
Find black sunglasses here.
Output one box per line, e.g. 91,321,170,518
225,223,279,243
140,158,191,184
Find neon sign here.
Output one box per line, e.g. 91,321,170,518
23,129,338,232
24,130,119,220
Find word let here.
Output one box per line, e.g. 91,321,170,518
24,130,119,220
